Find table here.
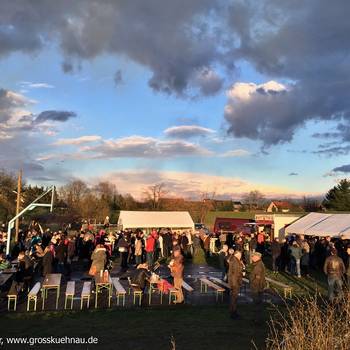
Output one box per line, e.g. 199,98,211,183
42,273,62,310
0,273,13,288
2,268,17,274
94,271,112,308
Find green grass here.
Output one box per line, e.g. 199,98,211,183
260,255,328,297
0,304,273,350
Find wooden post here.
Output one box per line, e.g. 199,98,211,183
15,169,22,243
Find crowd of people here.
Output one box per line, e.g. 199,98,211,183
0,219,349,314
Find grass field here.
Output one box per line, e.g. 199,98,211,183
0,304,274,350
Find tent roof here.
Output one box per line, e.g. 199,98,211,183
117,210,194,229
285,212,350,238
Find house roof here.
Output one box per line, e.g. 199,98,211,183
270,201,295,209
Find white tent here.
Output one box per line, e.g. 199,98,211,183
117,210,195,231
285,212,350,238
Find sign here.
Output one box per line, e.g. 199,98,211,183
255,214,274,225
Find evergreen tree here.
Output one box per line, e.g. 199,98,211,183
323,179,350,210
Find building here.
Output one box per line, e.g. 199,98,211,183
232,201,243,212
255,213,303,240
267,201,302,213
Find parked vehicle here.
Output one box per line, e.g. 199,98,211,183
213,217,253,234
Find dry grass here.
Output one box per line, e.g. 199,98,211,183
266,293,350,350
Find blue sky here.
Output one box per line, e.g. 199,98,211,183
1,1,349,199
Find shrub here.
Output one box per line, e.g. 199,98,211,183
266,295,350,350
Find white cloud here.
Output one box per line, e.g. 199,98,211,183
221,149,251,157
81,136,213,158
226,80,287,102
164,125,215,139
40,135,213,160
19,81,55,89
54,135,102,145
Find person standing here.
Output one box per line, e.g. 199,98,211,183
256,231,265,255
218,244,229,280
135,235,143,265
55,238,67,274
323,248,346,302
117,234,129,270
145,229,157,267
169,249,184,304
300,236,310,277
249,252,266,305
158,233,164,258
42,245,54,277
89,244,107,276
271,238,281,273
289,241,302,277
227,250,243,319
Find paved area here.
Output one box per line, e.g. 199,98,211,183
0,256,282,313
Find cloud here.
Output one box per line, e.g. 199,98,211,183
113,70,123,86
313,145,350,157
2,0,350,143
193,68,223,96
88,169,319,200
19,81,54,89
223,0,350,146
0,87,74,180
224,80,302,146
80,136,213,159
0,88,36,133
221,149,251,157
40,135,213,161
289,172,298,176
54,135,101,146
332,164,350,173
164,125,215,139
0,0,229,97
35,110,76,123
312,123,350,155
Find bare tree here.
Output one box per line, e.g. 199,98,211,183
243,190,265,211
198,190,216,223
143,183,167,210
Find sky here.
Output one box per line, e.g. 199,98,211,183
0,0,350,200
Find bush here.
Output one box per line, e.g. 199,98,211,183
266,295,350,350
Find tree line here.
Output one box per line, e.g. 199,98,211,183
1,169,350,224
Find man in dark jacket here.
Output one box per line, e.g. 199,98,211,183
249,252,266,304
227,250,243,319
271,238,281,272
324,248,345,302
42,245,53,276
55,239,67,274
131,263,151,291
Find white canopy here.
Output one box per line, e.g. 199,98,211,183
117,210,194,230
285,212,350,238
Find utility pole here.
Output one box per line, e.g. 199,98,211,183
15,169,22,242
